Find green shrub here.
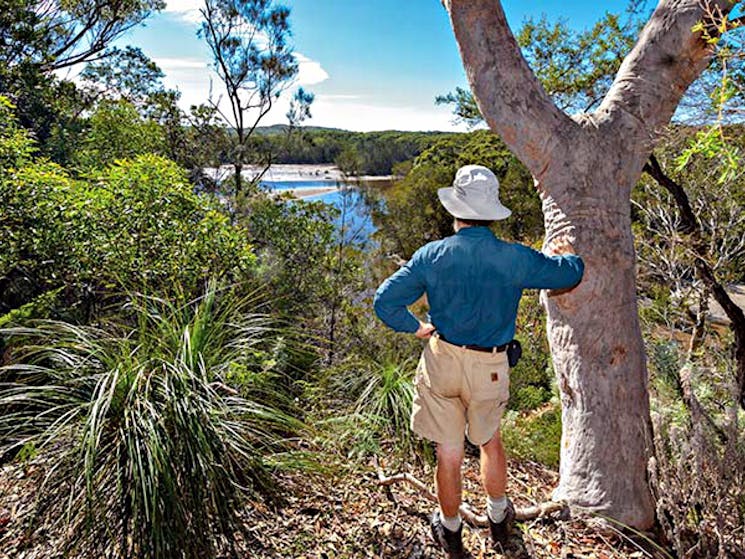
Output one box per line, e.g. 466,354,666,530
501,404,562,468
73,99,166,171
0,287,303,558
1,153,256,319
351,360,417,451
245,194,340,313
0,96,35,169
508,291,554,411
314,357,430,462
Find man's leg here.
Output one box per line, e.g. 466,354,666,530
480,429,514,546
435,441,465,517
480,430,507,499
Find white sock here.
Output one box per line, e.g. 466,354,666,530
440,510,462,532
487,495,508,523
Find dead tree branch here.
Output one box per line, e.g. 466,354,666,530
376,470,566,527
643,153,745,410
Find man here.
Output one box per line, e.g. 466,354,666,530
373,164,584,557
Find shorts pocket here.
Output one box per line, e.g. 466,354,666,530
469,359,509,402
419,344,461,398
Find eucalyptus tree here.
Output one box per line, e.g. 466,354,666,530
443,0,742,529
199,0,306,199
437,6,644,126
0,0,163,72
80,46,166,111
438,3,745,415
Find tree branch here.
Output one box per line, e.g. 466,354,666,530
597,0,736,146
642,154,697,233
443,0,577,177
643,154,745,410
376,469,566,526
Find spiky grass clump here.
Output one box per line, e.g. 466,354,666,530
0,288,302,558
353,360,417,445
317,358,422,460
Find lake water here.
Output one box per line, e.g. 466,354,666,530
261,179,382,247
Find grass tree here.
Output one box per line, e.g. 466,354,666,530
0,287,303,558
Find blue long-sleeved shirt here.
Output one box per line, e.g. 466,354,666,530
373,227,584,347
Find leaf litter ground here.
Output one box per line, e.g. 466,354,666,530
1,451,667,558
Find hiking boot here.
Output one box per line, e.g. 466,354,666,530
430,510,466,558
488,499,515,548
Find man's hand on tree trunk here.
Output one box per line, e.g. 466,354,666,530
544,236,576,256
544,236,581,297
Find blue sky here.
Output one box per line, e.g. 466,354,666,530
62,0,637,131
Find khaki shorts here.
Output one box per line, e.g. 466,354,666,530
411,335,510,446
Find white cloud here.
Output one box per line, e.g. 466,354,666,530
286,95,469,132
53,40,460,131
321,94,362,100
295,53,329,86
163,0,202,24
149,56,463,131
153,57,207,70
155,56,462,131
151,51,329,114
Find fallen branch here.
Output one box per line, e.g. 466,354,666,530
376,470,567,527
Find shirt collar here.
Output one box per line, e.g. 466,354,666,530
455,226,493,237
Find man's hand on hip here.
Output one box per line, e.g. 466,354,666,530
415,321,436,339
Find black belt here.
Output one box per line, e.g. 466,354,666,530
436,333,508,353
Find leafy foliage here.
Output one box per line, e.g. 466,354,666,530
509,292,554,411
320,358,421,460
435,86,483,128
243,190,368,369
436,3,644,125
516,8,641,113
250,128,456,175
501,404,562,468
73,99,167,170
0,96,35,169
1,151,256,319
80,46,167,111
0,0,164,158
245,195,341,312
0,0,165,72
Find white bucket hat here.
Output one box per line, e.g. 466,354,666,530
437,164,512,221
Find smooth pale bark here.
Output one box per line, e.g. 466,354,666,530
444,0,735,529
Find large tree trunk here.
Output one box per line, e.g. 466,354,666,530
443,0,735,529
539,142,655,527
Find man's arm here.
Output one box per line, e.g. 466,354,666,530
373,251,429,335
517,237,584,290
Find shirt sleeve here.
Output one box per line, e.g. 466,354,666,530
515,245,585,290
373,249,427,333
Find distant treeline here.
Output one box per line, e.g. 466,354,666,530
247,126,459,175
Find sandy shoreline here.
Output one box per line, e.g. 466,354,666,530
204,163,393,183
276,186,339,199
